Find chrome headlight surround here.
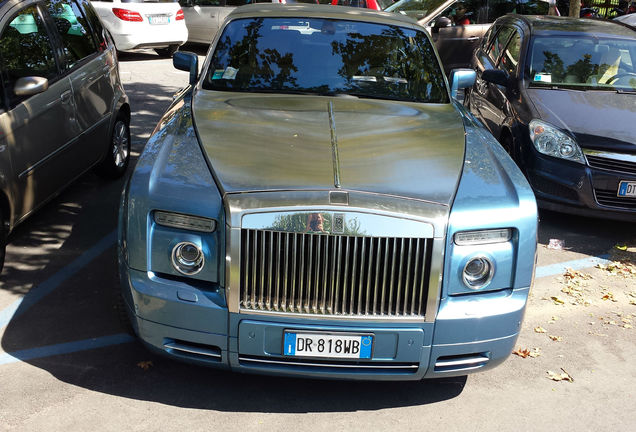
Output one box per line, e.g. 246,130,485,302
171,241,205,275
529,119,585,164
462,255,495,289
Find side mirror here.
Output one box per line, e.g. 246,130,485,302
481,69,509,87
449,68,476,100
14,76,49,97
432,16,452,34
173,51,199,85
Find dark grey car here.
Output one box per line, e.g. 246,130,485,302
0,0,131,270
466,15,636,221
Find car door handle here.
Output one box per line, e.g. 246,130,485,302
467,36,480,41
60,90,72,104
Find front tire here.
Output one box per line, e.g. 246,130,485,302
96,113,130,179
155,45,179,57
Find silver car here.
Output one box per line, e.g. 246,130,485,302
179,0,250,44
385,0,558,73
118,4,538,380
0,0,131,271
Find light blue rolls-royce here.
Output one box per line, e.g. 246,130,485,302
118,4,538,380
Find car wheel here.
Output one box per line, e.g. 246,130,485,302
96,113,130,179
155,45,179,58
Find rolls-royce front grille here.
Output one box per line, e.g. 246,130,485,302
239,229,432,318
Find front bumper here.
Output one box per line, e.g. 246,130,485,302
523,149,636,221
122,267,528,381
108,22,188,51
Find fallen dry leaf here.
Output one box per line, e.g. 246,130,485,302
602,292,616,302
547,368,574,383
551,296,565,305
137,360,153,371
624,324,633,329
513,348,530,358
534,326,547,333
549,335,563,342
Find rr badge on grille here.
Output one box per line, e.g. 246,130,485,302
332,213,345,234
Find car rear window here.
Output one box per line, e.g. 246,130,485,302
203,17,448,103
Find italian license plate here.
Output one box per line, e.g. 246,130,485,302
149,15,170,25
283,331,373,359
618,181,636,197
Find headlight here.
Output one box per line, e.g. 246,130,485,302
462,256,494,289
172,241,205,275
454,228,511,246
529,119,585,164
154,211,216,233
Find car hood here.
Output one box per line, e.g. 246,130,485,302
192,91,466,206
527,88,636,151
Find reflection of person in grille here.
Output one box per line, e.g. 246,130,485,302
453,2,471,25
307,213,325,233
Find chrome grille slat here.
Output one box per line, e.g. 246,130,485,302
240,229,431,318
350,237,358,315
381,237,389,315
267,231,273,310
358,238,366,315
290,233,298,313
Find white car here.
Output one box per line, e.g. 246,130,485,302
91,0,188,56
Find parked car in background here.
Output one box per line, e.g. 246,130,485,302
180,0,392,45
119,4,537,380
0,0,131,271
384,0,558,73
615,11,636,26
91,0,188,56
178,0,248,44
466,15,636,221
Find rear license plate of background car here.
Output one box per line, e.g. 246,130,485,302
149,15,170,25
618,181,636,197
283,331,373,359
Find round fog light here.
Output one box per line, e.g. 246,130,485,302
172,241,204,275
462,256,494,288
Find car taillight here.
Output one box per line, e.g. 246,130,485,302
112,8,143,22
176,9,184,20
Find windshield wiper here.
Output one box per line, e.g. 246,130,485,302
616,89,636,94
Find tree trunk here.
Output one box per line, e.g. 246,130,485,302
569,0,581,17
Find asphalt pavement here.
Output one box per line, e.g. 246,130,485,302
0,47,634,431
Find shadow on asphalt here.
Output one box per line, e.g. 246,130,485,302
537,209,636,258
22,342,468,411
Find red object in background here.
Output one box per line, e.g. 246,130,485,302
112,8,143,22
330,0,382,10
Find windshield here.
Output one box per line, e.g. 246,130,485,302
204,18,448,103
528,35,636,92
